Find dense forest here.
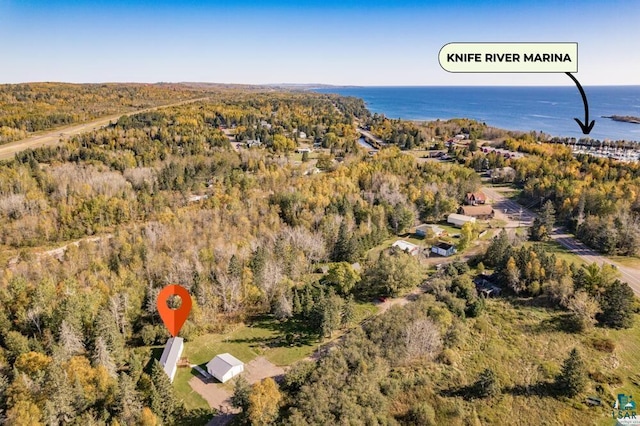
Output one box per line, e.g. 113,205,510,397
0,84,638,425
0,89,481,424
0,83,219,144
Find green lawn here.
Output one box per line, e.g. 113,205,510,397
436,299,640,426
173,368,210,411
524,240,586,266
608,256,640,269
165,306,379,407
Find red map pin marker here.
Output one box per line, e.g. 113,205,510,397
157,284,192,337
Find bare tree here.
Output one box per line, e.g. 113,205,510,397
109,293,129,336
214,272,242,314
93,336,117,378
26,307,43,336
274,292,292,320
260,259,283,304
59,320,85,358
404,318,442,361
566,290,600,330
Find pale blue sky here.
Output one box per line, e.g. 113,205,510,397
1,0,638,85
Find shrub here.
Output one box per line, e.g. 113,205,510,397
407,402,436,426
439,348,460,366
589,337,615,353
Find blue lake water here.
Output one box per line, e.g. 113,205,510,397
314,86,640,142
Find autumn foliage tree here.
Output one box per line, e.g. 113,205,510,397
247,378,282,426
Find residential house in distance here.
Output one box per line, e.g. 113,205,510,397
159,337,184,383
245,139,262,148
206,353,245,383
415,224,444,238
260,120,272,130
298,131,307,139
465,191,487,205
489,166,516,183
391,240,420,256
474,274,502,297
447,213,476,228
431,241,456,257
458,205,495,219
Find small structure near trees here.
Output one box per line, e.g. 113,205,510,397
206,353,245,383
159,337,184,383
431,241,456,257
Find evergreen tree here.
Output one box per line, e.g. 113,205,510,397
230,376,251,423
115,372,143,425
292,289,302,316
149,360,180,424
484,229,510,268
94,308,126,367
301,286,314,319
92,336,117,378
556,348,587,397
333,221,355,262
598,280,635,329
43,362,76,425
58,320,85,360
250,247,267,287
228,254,243,280
341,295,356,327
474,368,500,398
530,200,556,241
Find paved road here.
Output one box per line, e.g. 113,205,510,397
482,185,534,227
551,232,640,296
481,185,640,296
0,97,209,161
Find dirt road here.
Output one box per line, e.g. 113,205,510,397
0,97,209,161
482,184,640,296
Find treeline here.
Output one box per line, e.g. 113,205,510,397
457,133,640,256
0,83,206,144
1,95,479,247
364,115,514,150
230,230,640,425
484,230,638,330
232,242,628,424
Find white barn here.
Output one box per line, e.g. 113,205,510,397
392,240,420,256
206,353,244,383
159,337,184,383
447,213,476,228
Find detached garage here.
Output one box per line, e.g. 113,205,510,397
159,337,184,383
447,213,476,228
206,353,244,383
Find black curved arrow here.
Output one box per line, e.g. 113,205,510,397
565,72,595,134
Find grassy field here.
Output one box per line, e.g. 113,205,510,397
524,240,587,266
165,303,379,410
174,368,211,411
422,298,640,425
608,255,640,269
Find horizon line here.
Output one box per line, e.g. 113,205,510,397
1,81,640,88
